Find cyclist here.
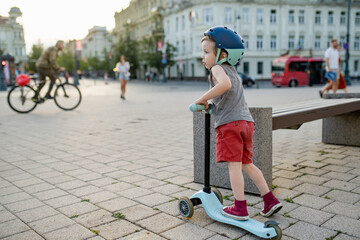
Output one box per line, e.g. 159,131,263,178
33,40,65,101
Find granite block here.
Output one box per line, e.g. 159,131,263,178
322,111,360,147
193,107,272,194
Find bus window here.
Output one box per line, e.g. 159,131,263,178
288,61,308,72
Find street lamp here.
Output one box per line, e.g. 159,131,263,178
344,0,351,85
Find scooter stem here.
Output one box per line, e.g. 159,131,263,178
203,112,211,193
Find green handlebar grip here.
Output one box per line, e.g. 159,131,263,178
189,104,205,112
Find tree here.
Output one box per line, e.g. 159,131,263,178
57,49,75,71
141,35,177,73
27,43,43,73
114,35,139,78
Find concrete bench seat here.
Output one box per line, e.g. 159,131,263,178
194,99,360,194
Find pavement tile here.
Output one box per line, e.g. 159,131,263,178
164,175,194,185
28,214,75,234
121,230,167,240
45,194,81,208
0,185,22,196
295,174,329,185
136,178,167,189
334,233,360,240
0,191,32,205
208,234,232,240
296,167,329,176
97,196,137,212
152,184,185,195
283,221,336,240
287,206,334,225
154,200,180,216
136,192,173,207
43,223,95,240
321,164,353,173
321,171,357,182
138,212,184,233
56,179,88,190
22,182,55,194
95,219,139,239
117,187,153,199
0,210,17,223
273,170,303,179
323,189,360,204
2,230,44,240
297,160,328,168
272,188,301,200
12,178,44,188
272,177,302,189
69,185,103,197
205,221,247,239
33,188,68,201
58,201,99,217
187,208,215,227
292,183,331,196
322,215,360,237
102,181,133,193
322,179,358,191
82,191,119,204
161,222,215,240
0,219,30,238
150,171,177,180
88,177,119,187
350,175,360,184
121,204,159,222
293,194,333,209
322,201,360,219
15,205,59,222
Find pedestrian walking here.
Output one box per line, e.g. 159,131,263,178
116,55,130,100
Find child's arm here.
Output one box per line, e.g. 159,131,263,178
194,65,231,109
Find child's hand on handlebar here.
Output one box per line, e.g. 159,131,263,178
194,98,209,111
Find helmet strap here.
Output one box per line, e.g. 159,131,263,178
215,49,227,65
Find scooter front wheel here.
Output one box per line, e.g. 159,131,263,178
211,187,223,204
265,220,282,240
178,197,194,219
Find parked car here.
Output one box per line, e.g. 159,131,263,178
238,72,255,87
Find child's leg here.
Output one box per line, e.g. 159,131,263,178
228,162,245,200
242,163,270,196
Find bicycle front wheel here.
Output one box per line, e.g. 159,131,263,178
7,85,37,113
54,83,82,111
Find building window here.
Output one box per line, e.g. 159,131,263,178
242,8,249,23
257,62,263,75
243,35,249,49
176,41,179,55
225,7,232,23
182,40,186,54
166,20,170,34
289,10,295,24
299,10,305,24
257,9,263,24
327,36,333,48
203,8,213,25
315,11,321,24
176,17,179,31
271,35,276,50
340,36,346,48
243,62,249,74
181,15,185,30
356,12,360,25
288,36,295,49
270,10,276,24
257,35,263,49
315,36,321,49
340,11,346,25
354,36,360,50
328,11,333,25
298,36,304,50
355,60,359,72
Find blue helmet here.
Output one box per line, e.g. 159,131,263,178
204,26,245,66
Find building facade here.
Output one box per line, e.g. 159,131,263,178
0,7,27,67
81,26,112,61
163,0,360,80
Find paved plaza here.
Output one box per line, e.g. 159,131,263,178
0,79,359,240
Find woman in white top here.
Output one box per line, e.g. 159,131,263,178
116,55,130,100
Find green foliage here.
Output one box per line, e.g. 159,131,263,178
112,212,125,219
27,43,44,73
57,49,75,71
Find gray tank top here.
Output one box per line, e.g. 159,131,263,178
210,64,254,128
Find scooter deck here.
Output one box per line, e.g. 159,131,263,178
190,191,277,239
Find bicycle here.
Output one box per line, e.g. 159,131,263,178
7,74,82,114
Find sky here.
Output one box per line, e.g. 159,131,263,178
1,0,131,53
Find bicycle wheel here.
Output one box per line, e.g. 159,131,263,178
7,85,38,113
54,83,82,111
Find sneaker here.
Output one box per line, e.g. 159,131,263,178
260,192,283,217
120,95,126,100
319,90,323,98
221,199,249,220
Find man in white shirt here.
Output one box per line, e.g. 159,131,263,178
325,39,340,92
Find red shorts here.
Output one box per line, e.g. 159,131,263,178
215,120,254,164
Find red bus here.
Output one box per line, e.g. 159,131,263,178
271,55,323,87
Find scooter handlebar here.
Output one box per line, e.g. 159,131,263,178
189,103,213,114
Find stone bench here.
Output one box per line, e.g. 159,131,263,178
193,99,360,194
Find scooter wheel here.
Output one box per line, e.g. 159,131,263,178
267,224,282,240
211,187,223,204
178,197,194,219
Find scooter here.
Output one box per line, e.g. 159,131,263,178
178,104,282,240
